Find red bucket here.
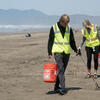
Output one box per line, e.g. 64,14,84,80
98,53,100,67
43,64,58,83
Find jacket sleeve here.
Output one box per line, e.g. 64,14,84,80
47,26,54,55
70,28,77,52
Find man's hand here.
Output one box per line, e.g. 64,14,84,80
76,47,81,56
49,55,53,59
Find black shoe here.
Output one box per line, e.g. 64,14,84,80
54,87,61,93
58,89,67,95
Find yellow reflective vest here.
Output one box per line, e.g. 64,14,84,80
81,24,100,47
52,23,70,54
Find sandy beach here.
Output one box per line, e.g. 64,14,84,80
0,31,100,100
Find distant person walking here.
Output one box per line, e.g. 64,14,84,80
79,20,100,79
47,14,79,95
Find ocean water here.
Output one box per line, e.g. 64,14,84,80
0,25,50,33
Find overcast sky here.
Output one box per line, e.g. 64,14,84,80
0,0,100,16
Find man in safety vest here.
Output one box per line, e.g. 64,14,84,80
79,20,100,79
48,14,79,95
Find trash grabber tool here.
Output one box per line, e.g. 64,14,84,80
79,55,100,89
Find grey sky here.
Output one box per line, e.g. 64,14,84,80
0,0,100,16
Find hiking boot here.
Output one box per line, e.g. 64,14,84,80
94,74,98,79
87,74,91,78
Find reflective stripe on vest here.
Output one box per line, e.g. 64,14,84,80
52,23,70,54
86,37,98,42
54,24,60,34
54,42,70,45
93,24,96,32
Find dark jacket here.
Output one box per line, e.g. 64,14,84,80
48,22,77,55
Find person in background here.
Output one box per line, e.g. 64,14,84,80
47,14,79,95
79,20,100,79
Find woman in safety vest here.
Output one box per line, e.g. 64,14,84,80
79,20,100,79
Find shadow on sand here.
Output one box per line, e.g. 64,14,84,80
46,87,82,95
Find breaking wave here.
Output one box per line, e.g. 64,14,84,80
0,25,50,29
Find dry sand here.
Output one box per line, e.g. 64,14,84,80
0,31,100,100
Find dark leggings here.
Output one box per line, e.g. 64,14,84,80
85,46,100,70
